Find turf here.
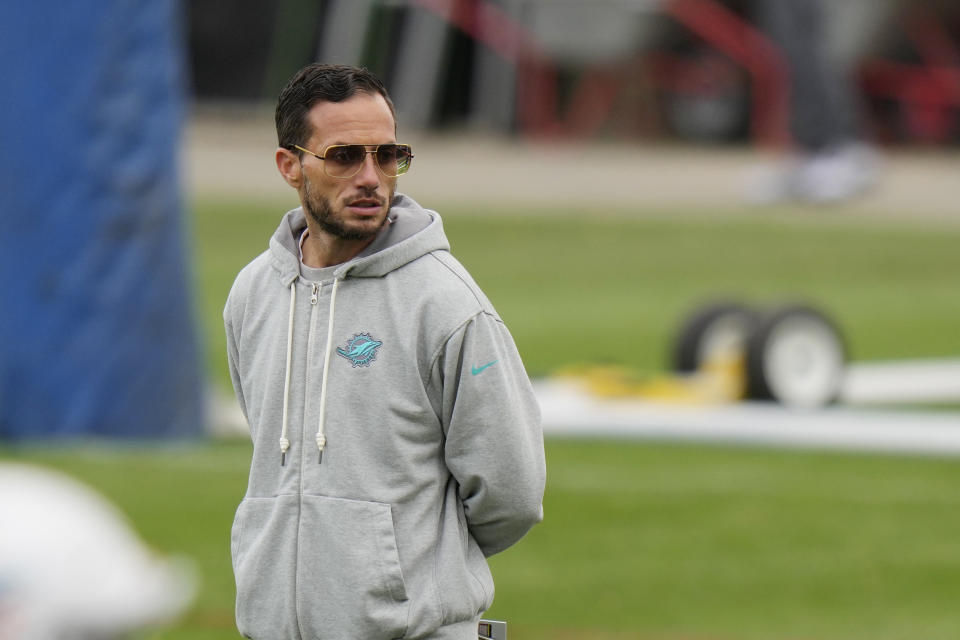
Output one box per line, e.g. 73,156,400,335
192,197,960,386
490,441,960,640
4,440,960,640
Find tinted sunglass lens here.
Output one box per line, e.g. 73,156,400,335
325,145,366,177
377,145,412,176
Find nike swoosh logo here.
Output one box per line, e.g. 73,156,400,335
471,360,498,376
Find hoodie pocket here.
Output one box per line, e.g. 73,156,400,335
297,494,410,640
232,496,303,640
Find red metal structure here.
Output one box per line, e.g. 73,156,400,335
408,0,788,144
409,0,958,146
860,4,960,144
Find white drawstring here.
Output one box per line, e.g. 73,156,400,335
278,275,342,466
279,281,296,465
315,277,341,464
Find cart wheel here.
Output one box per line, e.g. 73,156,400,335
745,305,846,408
672,302,757,373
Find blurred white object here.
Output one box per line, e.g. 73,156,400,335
746,143,880,204
0,463,196,640
793,143,880,203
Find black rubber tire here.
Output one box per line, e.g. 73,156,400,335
745,305,847,407
672,302,758,373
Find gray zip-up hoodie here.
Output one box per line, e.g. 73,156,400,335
224,194,545,640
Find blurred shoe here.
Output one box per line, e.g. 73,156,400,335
793,143,880,204
746,143,880,205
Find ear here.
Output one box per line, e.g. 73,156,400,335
276,147,303,189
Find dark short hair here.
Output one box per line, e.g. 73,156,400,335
275,63,396,152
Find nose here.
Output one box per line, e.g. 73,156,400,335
354,152,381,187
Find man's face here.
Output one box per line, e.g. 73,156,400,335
297,93,398,241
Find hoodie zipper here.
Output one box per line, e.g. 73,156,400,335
297,279,340,467
301,282,321,469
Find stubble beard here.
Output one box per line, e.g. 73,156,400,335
302,176,391,242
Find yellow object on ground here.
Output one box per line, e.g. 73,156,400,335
555,356,747,405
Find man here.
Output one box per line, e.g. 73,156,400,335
224,63,545,640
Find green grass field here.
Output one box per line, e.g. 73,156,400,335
4,198,960,639
193,197,960,387
6,441,960,640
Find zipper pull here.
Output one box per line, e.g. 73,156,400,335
310,283,319,305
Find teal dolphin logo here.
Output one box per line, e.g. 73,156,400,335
336,333,383,367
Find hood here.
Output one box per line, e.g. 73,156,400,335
267,193,450,285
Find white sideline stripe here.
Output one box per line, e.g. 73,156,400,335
537,379,960,456
210,358,960,455
841,358,960,405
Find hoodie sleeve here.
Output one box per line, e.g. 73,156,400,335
437,310,546,557
223,281,250,429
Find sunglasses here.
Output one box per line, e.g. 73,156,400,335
292,143,414,179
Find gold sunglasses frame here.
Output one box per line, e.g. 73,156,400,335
292,143,414,179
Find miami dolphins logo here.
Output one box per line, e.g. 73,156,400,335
336,333,383,367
